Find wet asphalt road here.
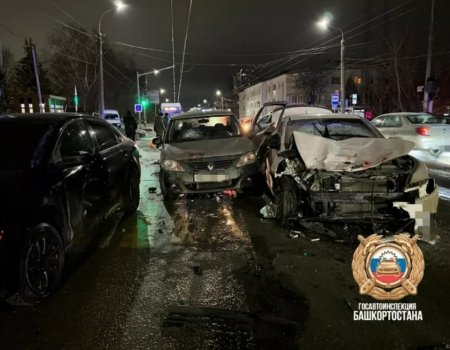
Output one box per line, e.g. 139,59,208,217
0,132,450,349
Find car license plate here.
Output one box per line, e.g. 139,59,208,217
194,174,229,182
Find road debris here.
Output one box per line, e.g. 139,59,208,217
260,203,277,219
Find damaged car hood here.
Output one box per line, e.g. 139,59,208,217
293,131,415,172
163,137,253,160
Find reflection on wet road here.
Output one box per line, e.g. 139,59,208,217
0,134,449,350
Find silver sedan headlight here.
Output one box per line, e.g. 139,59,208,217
236,152,256,167
161,159,185,172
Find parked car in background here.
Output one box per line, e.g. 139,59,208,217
372,112,450,157
102,109,123,132
261,113,438,238
153,110,259,198
0,113,140,300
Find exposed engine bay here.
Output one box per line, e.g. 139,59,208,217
267,133,439,242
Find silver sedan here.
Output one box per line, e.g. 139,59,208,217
371,112,450,157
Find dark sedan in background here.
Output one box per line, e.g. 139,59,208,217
0,114,140,300
154,110,259,198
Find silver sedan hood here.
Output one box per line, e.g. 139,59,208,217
293,131,415,172
162,136,253,160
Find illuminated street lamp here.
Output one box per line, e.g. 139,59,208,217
317,16,345,113
136,65,173,124
98,1,128,115
216,90,224,109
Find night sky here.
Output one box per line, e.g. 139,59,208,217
1,0,449,108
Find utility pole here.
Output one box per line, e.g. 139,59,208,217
136,71,141,124
423,0,435,113
0,39,3,69
340,32,345,113
31,45,44,113
143,76,148,127
98,31,105,116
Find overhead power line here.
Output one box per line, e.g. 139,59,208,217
177,0,193,102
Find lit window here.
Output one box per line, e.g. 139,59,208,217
28,104,34,113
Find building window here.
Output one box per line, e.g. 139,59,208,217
28,103,33,113
20,103,26,113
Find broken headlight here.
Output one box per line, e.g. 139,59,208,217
236,152,256,167
408,161,429,187
161,159,185,172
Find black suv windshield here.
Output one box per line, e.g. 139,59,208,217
167,115,241,143
0,122,53,170
284,118,379,145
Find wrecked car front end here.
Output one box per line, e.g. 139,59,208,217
269,128,439,241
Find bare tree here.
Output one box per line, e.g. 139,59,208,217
46,27,99,112
295,68,328,105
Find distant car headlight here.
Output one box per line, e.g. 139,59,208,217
236,152,256,167
408,161,429,187
161,159,185,172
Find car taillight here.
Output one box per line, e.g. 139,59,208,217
416,127,430,136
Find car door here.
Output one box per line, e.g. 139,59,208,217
381,115,403,138
52,119,105,245
87,120,127,214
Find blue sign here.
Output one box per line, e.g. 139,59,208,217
331,93,339,110
134,104,142,113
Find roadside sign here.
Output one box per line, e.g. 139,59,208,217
134,104,142,113
331,93,339,110
146,90,160,104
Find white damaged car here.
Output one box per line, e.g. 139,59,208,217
262,114,439,241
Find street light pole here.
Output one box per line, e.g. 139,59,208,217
136,66,174,125
98,8,113,116
338,28,345,114
98,3,127,116
317,18,345,113
136,71,141,123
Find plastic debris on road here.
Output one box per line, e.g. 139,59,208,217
260,203,278,219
